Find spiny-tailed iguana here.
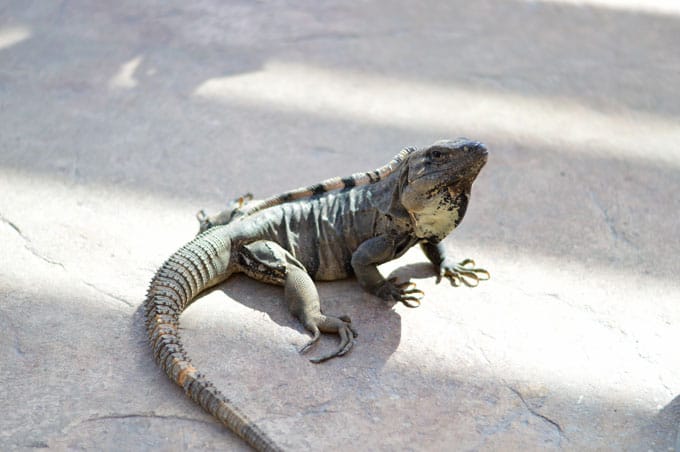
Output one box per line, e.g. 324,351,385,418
144,139,489,451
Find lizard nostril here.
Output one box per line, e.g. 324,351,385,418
472,141,487,154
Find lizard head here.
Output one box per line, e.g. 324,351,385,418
399,138,487,239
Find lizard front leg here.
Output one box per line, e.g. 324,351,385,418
420,241,490,287
351,235,424,307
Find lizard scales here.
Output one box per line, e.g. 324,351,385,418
144,139,489,451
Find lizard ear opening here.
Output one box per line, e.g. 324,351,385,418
390,157,413,217
370,154,411,219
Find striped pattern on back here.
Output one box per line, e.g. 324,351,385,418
242,147,415,216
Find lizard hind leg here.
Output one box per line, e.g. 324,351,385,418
196,193,255,233
237,240,357,363
285,266,358,363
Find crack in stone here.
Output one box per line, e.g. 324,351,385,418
477,343,493,367
508,386,566,439
301,400,337,416
284,27,407,44
1,212,133,309
81,412,215,427
25,246,66,268
1,214,23,236
0,212,66,269
13,333,25,356
82,281,133,308
587,191,634,248
286,31,361,43
659,379,673,396
2,316,26,357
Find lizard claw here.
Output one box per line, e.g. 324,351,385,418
196,210,213,233
299,330,321,354
301,315,358,363
437,258,490,287
375,277,425,308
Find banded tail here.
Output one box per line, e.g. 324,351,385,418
242,146,415,216
144,228,282,452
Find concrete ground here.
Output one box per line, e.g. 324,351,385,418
1,1,679,450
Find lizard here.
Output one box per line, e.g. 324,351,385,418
144,138,489,451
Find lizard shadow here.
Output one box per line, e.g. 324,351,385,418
653,395,680,449
216,273,405,369
385,262,438,282
210,259,463,368
140,260,453,371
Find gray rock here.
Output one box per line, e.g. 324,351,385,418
1,1,678,450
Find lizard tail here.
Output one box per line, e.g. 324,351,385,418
144,227,282,452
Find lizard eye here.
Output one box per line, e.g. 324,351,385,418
431,150,443,159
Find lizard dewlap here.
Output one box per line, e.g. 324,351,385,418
144,139,489,451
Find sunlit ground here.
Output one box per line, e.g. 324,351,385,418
0,26,30,50
531,0,680,15
194,61,680,167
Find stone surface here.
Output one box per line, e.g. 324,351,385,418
1,1,679,450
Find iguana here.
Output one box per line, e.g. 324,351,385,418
144,139,489,451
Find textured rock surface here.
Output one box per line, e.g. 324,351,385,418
1,1,679,450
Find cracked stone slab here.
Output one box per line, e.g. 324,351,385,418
1,0,679,451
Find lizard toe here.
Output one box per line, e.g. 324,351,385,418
439,257,490,288
377,279,425,307
308,316,356,363
309,329,354,363
299,328,321,354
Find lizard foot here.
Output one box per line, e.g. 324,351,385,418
301,314,358,363
437,258,490,287
196,209,212,233
375,278,424,308
196,193,255,233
